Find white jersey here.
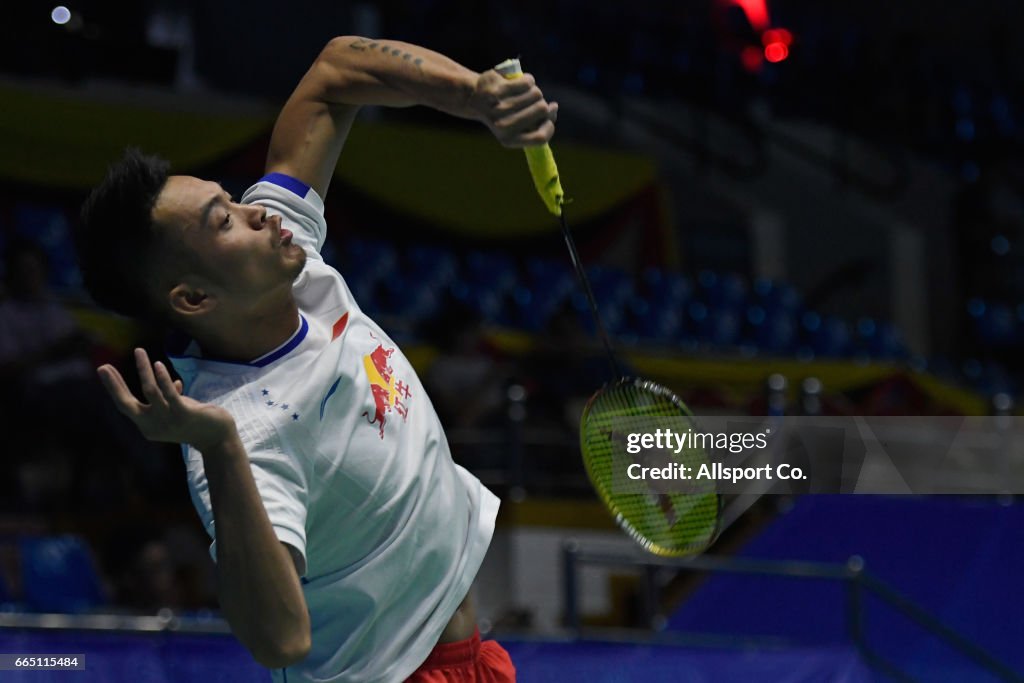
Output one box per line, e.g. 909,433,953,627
168,174,500,683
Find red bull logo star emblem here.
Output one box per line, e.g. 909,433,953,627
362,340,411,438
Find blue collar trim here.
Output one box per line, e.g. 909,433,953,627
167,315,308,368
260,172,311,199
249,315,309,367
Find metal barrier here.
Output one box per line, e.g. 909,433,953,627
561,542,1023,683
0,611,230,634
2,545,1019,682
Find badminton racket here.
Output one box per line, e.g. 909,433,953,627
496,58,721,556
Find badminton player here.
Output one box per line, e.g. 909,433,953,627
76,36,557,682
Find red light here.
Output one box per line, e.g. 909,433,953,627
763,28,794,46
733,0,770,31
741,45,764,72
763,28,794,47
764,42,789,63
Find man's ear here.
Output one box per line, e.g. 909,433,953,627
169,283,216,317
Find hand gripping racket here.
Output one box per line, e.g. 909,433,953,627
496,59,721,556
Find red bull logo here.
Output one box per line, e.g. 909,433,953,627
362,341,411,438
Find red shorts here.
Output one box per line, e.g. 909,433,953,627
405,629,515,682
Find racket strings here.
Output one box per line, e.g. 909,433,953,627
581,381,720,556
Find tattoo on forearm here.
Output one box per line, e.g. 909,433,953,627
345,38,424,71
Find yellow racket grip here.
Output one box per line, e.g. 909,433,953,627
494,58,565,216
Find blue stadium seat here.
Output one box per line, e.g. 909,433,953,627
571,291,626,336
694,305,743,347
445,251,518,325
525,258,576,326
15,204,81,290
504,285,547,331
527,257,574,289
585,265,635,308
347,278,381,316
811,316,852,357
697,270,748,309
750,307,799,354
640,268,692,306
448,281,504,323
856,317,908,359
626,296,684,343
19,535,105,614
800,312,851,357
341,238,399,283
972,301,1016,347
381,275,442,323
364,244,459,323
340,239,400,314
466,251,518,291
405,245,459,290
752,278,802,316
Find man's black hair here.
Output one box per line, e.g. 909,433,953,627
77,148,171,320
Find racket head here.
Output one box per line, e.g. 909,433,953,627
580,377,722,557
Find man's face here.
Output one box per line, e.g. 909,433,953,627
152,175,306,316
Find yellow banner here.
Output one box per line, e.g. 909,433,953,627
0,83,273,187
1,83,656,236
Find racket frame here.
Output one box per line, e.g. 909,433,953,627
580,376,724,557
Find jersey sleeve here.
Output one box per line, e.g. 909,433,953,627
240,173,328,257
186,441,310,577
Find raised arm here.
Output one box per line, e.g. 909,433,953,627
266,36,558,198
97,350,310,668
